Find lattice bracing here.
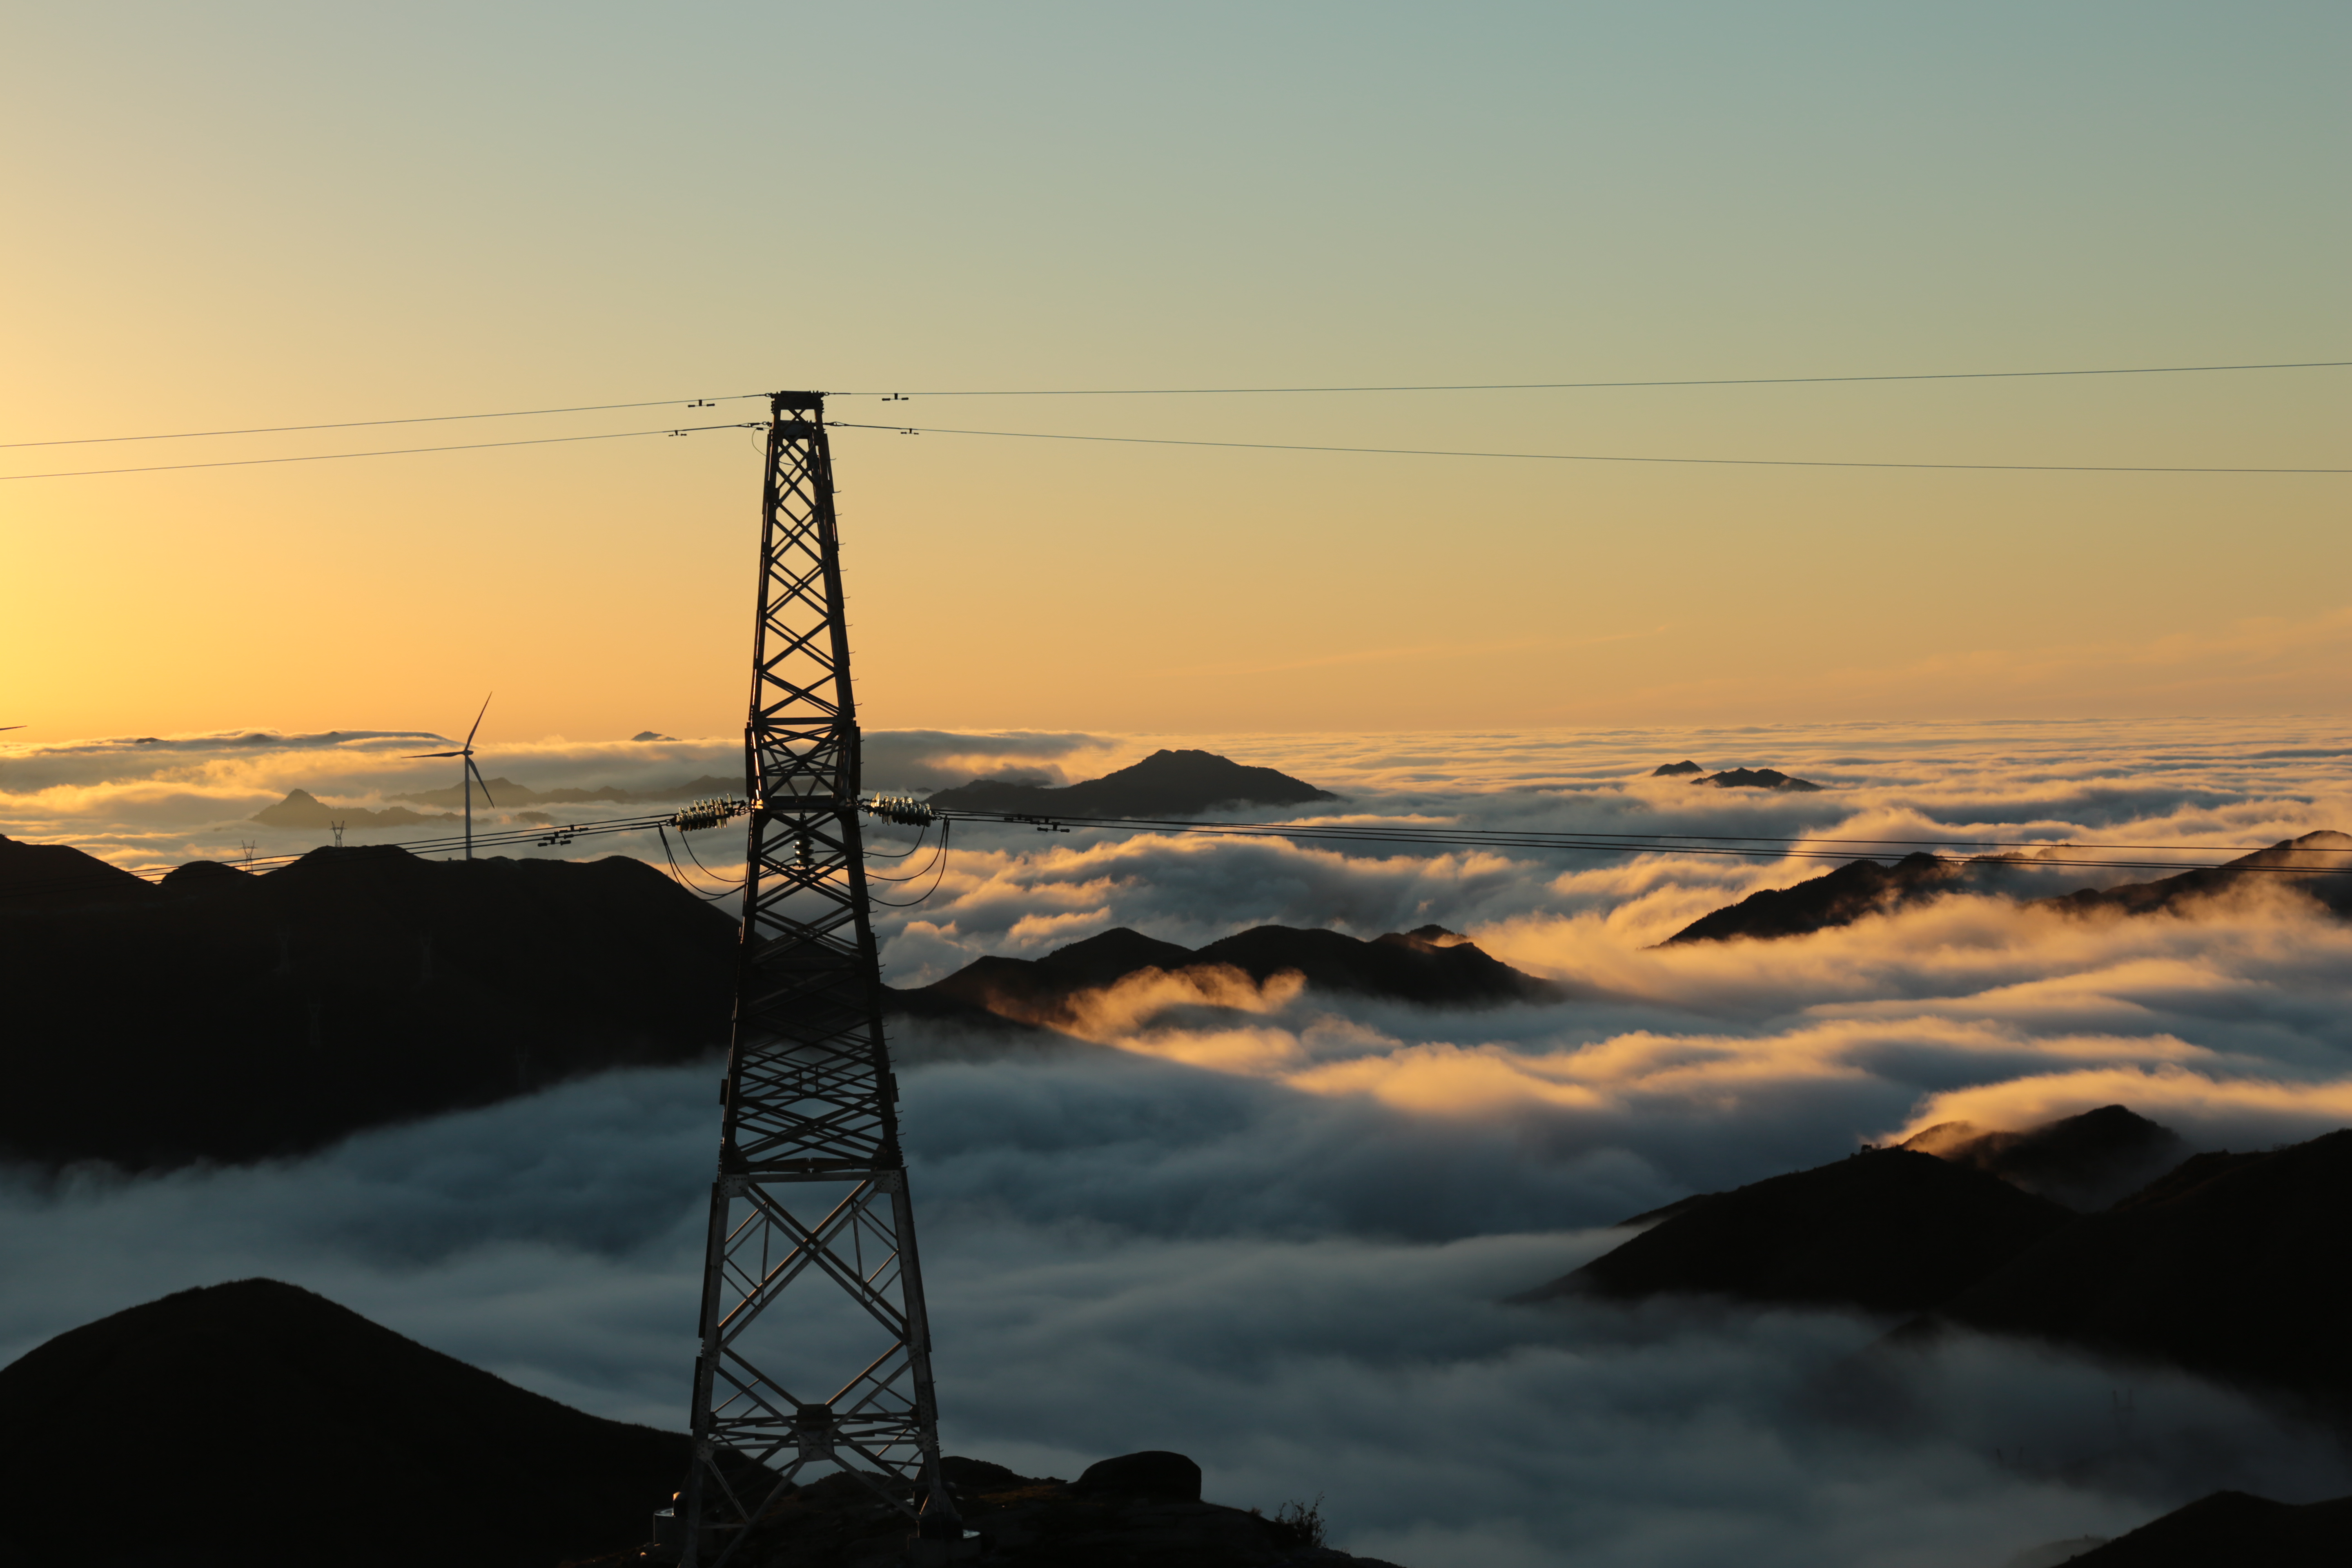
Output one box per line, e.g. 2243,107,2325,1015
679,394,957,1567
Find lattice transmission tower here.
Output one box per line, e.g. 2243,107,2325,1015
679,392,960,1566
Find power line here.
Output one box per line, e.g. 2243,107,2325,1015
9,358,2343,454
913,806,2352,875
0,421,759,481
836,359,2352,398
827,421,2351,475
0,394,768,450
18,412,2332,481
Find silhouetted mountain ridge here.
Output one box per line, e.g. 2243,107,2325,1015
913,922,1568,1028
1910,1128,2352,1411
1663,831,2352,945
1519,1108,2352,1414
1664,852,1968,945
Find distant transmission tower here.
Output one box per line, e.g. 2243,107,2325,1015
679,392,960,1566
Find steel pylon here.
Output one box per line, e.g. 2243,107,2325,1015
679,392,957,1566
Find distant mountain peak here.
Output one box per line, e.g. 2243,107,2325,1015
251,790,454,830
1648,760,1823,789
1697,766,1822,791
925,748,1335,818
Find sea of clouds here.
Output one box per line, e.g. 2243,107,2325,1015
6,717,2352,1566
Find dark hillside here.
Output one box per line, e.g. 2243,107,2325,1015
2063,1490,2352,1566
2037,830,2352,920
1516,1148,2074,1313
1918,1130,2352,1409
1521,1118,2352,1415
0,1279,692,1568
0,845,736,1169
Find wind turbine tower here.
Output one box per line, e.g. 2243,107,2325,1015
677,393,959,1565
410,696,496,859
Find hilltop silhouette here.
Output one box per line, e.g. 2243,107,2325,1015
0,1279,693,1568
0,833,155,911
926,749,1334,817
1516,1147,2073,1314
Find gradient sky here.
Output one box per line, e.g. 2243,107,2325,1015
3,2,2346,744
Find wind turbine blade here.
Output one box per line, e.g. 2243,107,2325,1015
0,725,22,732
468,757,496,807
408,750,464,758
465,692,494,748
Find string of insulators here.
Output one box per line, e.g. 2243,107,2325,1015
862,794,937,827
669,797,749,833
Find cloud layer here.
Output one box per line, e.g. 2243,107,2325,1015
10,718,2352,1566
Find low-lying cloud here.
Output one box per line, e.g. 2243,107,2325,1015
4,1053,2345,1568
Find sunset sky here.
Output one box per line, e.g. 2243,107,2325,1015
4,3,2346,744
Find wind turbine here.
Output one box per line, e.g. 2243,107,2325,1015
410,695,496,860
